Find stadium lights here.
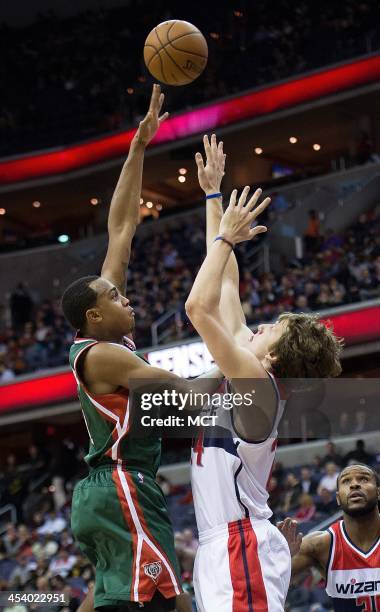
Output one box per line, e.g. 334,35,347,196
0,208,6,215
254,147,263,155
90,198,98,205
32,201,41,208
313,143,321,151
178,175,186,183
127,88,134,94
289,136,298,144
58,234,70,243
156,204,163,211
146,202,153,208
140,198,144,205
179,168,187,175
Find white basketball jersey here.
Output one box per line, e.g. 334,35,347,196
191,374,286,534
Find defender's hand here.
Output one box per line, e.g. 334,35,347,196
218,186,270,245
195,134,226,194
136,84,169,146
277,518,303,557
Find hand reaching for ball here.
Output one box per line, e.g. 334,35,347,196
135,84,169,147
195,134,226,195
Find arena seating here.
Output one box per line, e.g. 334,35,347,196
1,202,379,379
0,436,378,609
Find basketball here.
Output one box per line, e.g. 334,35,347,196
144,20,208,86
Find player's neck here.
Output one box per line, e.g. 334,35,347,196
85,327,124,344
344,510,380,550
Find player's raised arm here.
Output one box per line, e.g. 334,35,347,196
186,186,270,380
101,84,169,294
196,134,246,336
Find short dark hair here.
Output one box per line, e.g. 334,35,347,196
61,276,99,331
337,464,380,489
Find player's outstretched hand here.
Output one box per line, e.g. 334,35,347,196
218,186,270,245
277,518,303,557
195,134,226,194
136,83,169,146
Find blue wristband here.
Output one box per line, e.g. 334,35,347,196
206,192,222,200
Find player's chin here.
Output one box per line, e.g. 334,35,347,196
128,314,136,332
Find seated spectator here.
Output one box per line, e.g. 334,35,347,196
279,473,302,514
294,494,316,524
299,467,318,495
315,487,339,516
317,462,339,495
37,511,67,535
49,549,77,578
321,441,343,467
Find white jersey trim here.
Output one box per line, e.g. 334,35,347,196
339,520,380,559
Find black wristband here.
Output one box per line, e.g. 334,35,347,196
214,235,235,249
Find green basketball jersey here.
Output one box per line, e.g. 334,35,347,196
69,336,161,476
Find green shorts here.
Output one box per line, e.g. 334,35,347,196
71,465,182,608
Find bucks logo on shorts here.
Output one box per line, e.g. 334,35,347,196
143,561,162,582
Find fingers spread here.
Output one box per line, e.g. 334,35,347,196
195,152,205,169
251,196,271,217
203,134,212,160
249,225,267,239
229,189,238,208
238,186,250,209
149,83,160,112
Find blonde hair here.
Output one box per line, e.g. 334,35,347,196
270,313,343,378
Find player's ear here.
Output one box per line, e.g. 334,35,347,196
336,491,341,507
265,352,277,367
86,307,103,325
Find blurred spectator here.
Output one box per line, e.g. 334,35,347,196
304,210,321,253
37,511,67,535
315,488,339,516
321,442,343,468
280,473,302,514
344,439,374,466
300,467,318,495
294,494,316,524
317,462,339,495
10,284,33,331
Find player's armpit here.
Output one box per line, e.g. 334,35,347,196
291,531,330,578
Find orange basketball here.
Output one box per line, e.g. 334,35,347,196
144,20,208,86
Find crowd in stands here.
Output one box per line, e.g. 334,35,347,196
1,0,379,154
1,202,379,380
0,435,378,610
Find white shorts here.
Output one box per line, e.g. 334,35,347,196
193,517,291,612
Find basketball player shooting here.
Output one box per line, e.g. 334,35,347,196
61,86,220,612
185,134,343,611
286,464,380,611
